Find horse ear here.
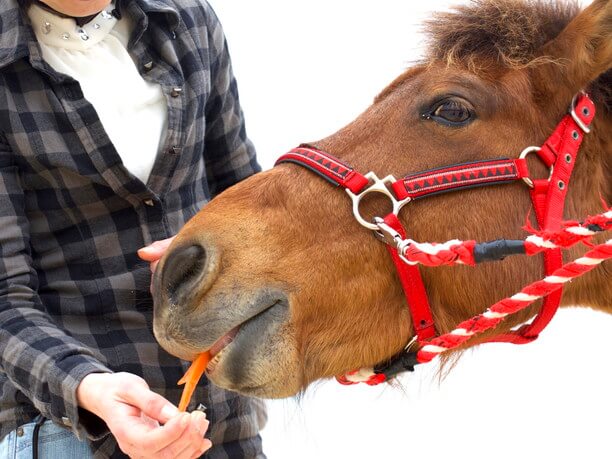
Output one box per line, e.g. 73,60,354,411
533,0,611,105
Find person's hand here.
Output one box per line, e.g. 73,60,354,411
138,237,176,273
77,372,211,458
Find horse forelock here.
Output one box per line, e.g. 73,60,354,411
419,0,610,113
425,0,580,70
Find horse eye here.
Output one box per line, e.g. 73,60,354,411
427,98,474,126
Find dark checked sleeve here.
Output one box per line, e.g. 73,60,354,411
0,135,112,440
202,5,261,197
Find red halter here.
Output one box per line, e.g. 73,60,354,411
275,93,595,381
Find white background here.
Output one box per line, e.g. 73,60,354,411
206,2,612,458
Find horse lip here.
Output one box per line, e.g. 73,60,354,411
204,299,284,373
207,297,284,356
205,301,289,383
177,289,289,355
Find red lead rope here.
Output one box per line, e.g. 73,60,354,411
417,238,612,363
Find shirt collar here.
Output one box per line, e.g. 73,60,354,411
136,0,181,29
0,1,32,70
0,0,180,69
27,2,119,51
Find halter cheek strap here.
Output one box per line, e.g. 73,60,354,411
275,93,596,384
382,214,436,341
488,93,595,344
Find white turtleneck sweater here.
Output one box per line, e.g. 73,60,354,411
28,3,167,184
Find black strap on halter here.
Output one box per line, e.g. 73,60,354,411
473,239,526,263
374,351,419,380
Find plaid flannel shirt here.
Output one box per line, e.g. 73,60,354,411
0,0,265,457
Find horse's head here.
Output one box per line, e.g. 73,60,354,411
153,0,611,398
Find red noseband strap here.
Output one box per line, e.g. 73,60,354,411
276,146,370,193
279,147,531,199
393,158,528,200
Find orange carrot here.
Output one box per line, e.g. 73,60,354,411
177,352,211,412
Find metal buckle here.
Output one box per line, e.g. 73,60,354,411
372,217,403,246
345,172,411,231
518,146,553,189
372,217,417,265
569,91,591,134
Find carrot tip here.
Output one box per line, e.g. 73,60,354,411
177,352,211,412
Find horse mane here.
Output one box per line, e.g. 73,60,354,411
426,0,579,69
424,0,611,112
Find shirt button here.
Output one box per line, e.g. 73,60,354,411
16,426,24,437
144,199,155,207
143,61,154,72
170,87,183,97
170,145,181,155
61,416,73,427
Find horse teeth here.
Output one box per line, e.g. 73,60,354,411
207,348,226,372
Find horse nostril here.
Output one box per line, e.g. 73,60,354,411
162,244,206,304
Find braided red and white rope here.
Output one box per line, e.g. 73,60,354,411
338,211,611,385
416,238,612,363
523,209,611,253
398,209,611,267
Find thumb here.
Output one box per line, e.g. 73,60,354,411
137,237,176,262
121,379,179,424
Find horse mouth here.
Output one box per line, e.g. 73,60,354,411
204,300,287,375
155,287,295,394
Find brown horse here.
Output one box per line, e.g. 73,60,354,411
153,0,611,398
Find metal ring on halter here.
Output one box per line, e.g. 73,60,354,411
518,146,553,189
346,172,412,231
570,91,591,134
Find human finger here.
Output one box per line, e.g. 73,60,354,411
144,413,191,454
186,410,210,450
150,259,160,273
137,237,176,261
113,412,189,457
156,413,209,458
118,376,179,424
165,433,212,459
173,437,213,459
